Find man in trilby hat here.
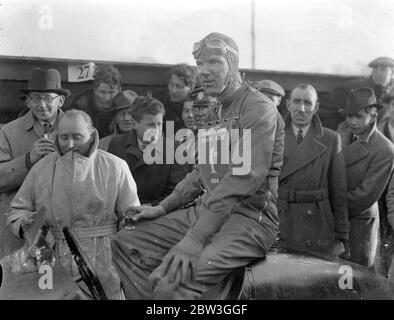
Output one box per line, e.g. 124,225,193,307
337,87,394,269
97,89,138,151
329,57,394,131
0,67,69,259
111,32,283,300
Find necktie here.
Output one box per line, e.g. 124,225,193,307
297,128,303,145
42,122,51,138
350,134,358,144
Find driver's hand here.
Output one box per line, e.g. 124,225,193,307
30,138,55,164
125,205,166,222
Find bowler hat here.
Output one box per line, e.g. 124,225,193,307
109,90,138,113
253,79,285,97
20,68,71,97
368,57,394,68
343,87,382,115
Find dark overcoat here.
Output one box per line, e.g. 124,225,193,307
337,121,394,219
337,121,394,267
278,115,349,254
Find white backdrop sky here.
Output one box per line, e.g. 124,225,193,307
0,0,393,75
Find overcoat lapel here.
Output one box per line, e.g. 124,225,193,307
343,142,369,165
280,115,327,180
338,122,371,166
125,130,145,170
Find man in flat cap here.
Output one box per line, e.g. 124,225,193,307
0,68,69,259
253,79,285,106
253,79,288,119
111,32,283,299
330,57,394,131
337,87,394,269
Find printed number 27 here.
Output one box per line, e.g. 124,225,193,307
77,65,91,80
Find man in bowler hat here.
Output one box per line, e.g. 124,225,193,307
337,87,394,269
0,67,69,259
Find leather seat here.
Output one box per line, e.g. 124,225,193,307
204,249,394,300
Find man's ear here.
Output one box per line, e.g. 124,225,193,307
25,97,31,109
313,101,320,113
58,95,65,108
286,99,291,112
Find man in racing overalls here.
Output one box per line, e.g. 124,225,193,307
111,32,283,299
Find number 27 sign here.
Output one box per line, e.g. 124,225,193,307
68,62,96,82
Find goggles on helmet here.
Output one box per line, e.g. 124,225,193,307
192,38,239,58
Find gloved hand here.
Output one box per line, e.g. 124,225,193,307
328,239,346,258
149,234,204,287
339,240,351,260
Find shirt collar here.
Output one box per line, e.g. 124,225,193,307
23,109,64,132
291,123,311,138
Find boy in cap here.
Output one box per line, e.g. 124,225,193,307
337,87,394,268
0,68,69,259
253,79,286,117
111,32,282,299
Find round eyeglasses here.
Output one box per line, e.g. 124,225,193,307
28,94,61,104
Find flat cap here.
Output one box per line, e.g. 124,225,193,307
368,57,394,68
253,79,285,97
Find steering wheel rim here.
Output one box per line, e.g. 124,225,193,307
62,227,108,300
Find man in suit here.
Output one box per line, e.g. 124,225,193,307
0,68,69,259
108,95,188,206
278,83,349,256
337,87,394,268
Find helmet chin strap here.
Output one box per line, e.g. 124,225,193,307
217,73,242,104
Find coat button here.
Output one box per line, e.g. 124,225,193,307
306,240,312,247
308,181,315,187
306,210,313,216
94,216,99,222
